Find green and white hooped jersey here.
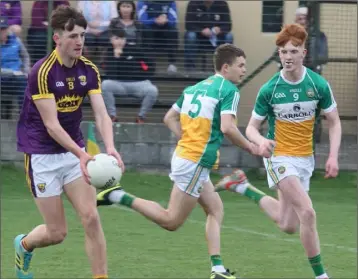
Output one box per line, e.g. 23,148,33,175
252,67,337,156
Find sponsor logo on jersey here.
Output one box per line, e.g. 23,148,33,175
274,92,286,98
307,88,315,98
293,104,301,112
56,81,65,87
56,94,83,113
278,109,315,120
290,88,302,93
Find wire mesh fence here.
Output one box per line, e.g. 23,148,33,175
0,1,356,134
317,1,357,136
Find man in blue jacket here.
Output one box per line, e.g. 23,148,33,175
0,16,29,119
137,0,178,74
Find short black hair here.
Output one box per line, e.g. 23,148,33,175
108,23,126,38
51,5,87,32
213,44,246,72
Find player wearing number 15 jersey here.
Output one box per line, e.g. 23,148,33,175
96,44,270,279
215,24,341,279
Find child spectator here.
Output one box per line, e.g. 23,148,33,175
110,0,142,46
101,26,158,124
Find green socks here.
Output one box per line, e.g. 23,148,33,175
119,193,135,208
309,254,326,277
210,255,223,266
243,185,267,204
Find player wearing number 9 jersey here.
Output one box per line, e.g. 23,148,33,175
96,44,270,279
215,24,341,279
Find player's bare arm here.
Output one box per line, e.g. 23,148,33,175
220,114,270,158
221,114,252,151
164,108,181,139
34,98,88,158
89,93,125,172
34,98,92,181
246,116,276,156
323,108,341,178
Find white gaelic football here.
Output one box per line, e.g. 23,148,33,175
87,153,122,189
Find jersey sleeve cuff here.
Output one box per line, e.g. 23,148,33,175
88,89,102,95
32,93,55,100
221,110,237,116
323,103,337,113
252,110,266,120
172,103,181,112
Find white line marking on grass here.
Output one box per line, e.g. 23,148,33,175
110,205,357,254
5,198,356,254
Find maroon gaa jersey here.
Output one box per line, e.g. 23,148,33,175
17,49,101,154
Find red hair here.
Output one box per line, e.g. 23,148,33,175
276,24,308,47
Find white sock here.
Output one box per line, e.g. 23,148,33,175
235,182,250,194
211,265,226,273
108,190,125,203
316,273,328,279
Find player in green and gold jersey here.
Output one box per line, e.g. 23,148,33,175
96,44,271,279
215,24,341,279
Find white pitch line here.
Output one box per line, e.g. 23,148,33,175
110,204,357,254
5,198,356,253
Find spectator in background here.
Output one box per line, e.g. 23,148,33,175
102,26,158,124
0,1,22,36
295,6,329,145
137,0,178,75
295,6,328,74
0,16,29,119
109,0,142,46
77,1,118,62
27,1,69,65
184,0,233,72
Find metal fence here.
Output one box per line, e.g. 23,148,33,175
0,1,356,134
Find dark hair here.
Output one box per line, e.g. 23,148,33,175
109,24,126,38
51,5,87,32
117,0,136,20
213,44,246,72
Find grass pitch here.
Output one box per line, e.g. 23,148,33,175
1,164,356,278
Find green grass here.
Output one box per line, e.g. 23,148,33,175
1,164,356,278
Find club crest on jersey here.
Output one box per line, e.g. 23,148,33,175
278,166,286,174
306,88,315,98
37,183,46,193
78,75,87,86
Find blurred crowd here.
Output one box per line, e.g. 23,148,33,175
0,1,327,123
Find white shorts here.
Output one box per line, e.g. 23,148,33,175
169,154,210,198
263,155,314,192
24,150,83,198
